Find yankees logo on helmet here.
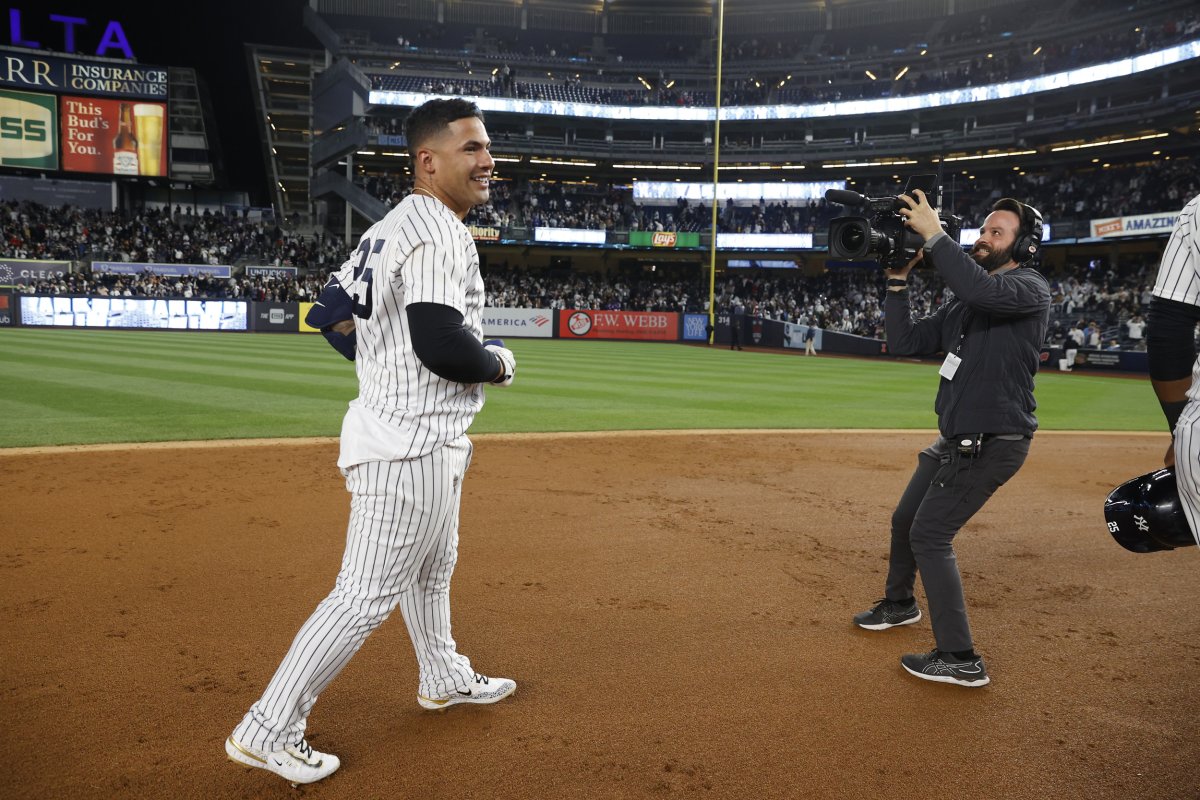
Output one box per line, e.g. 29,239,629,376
1103,468,1195,552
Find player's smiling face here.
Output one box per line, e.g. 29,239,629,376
421,116,493,219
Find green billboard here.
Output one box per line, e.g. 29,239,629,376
629,231,701,248
0,88,58,170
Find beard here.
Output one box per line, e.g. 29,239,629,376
971,242,1014,271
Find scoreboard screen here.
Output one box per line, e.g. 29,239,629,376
20,296,248,330
0,48,168,177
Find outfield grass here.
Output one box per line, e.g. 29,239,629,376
0,327,1161,448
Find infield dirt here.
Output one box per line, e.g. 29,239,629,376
2,432,1197,799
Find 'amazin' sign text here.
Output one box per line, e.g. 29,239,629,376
8,9,135,60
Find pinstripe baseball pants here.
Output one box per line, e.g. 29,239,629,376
1171,401,1200,548
233,436,476,750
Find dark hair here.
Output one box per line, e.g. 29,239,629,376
991,197,1029,234
403,98,484,153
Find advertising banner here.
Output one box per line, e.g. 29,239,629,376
467,224,500,242
783,321,821,351
0,258,70,286
19,295,247,329
0,292,13,326
535,228,607,245
628,231,701,248
728,259,800,269
0,50,168,100
482,307,554,338
716,232,813,250
246,265,299,278
250,302,300,332
1066,348,1149,372
298,301,321,332
91,261,232,278
1090,212,1179,238
681,313,710,341
60,95,166,176
558,309,678,341
825,329,885,357
747,315,785,348
0,88,58,169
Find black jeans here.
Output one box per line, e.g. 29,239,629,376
884,436,1031,653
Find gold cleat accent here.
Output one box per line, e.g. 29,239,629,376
227,736,267,764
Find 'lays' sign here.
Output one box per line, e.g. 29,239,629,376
651,231,677,247
0,87,57,168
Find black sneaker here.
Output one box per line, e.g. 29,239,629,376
900,649,990,687
853,598,921,630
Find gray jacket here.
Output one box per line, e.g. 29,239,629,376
884,234,1051,437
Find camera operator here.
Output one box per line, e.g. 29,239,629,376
852,190,1051,687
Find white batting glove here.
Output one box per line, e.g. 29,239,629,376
485,343,516,387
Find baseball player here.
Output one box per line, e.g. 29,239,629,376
225,98,518,786
852,192,1050,687
1147,191,1200,547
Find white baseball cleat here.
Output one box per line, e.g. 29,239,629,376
225,735,341,785
417,672,517,710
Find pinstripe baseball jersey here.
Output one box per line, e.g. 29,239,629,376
333,194,486,467
1151,193,1200,401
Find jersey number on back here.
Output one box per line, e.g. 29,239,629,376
350,237,387,319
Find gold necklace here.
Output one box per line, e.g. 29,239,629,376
412,187,440,201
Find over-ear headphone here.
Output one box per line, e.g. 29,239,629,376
1013,202,1043,265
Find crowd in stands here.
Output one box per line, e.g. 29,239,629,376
778,5,1198,99
482,254,1157,350
16,254,1157,351
364,5,1199,108
944,161,1200,225
352,158,1198,238
372,72,707,107
11,208,1160,352
21,269,327,304
481,263,900,339
2,201,346,271
355,171,850,235
357,0,1196,73
6,155,1178,351
11,155,1195,279
929,2,1199,64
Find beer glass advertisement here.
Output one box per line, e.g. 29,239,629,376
0,88,59,170
59,96,167,176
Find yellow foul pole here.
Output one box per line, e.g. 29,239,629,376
706,0,725,344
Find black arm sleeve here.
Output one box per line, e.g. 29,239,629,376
1147,296,1200,381
406,302,501,384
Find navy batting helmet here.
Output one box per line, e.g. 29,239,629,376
306,275,357,361
1103,467,1196,553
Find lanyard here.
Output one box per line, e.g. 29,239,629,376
954,305,974,356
